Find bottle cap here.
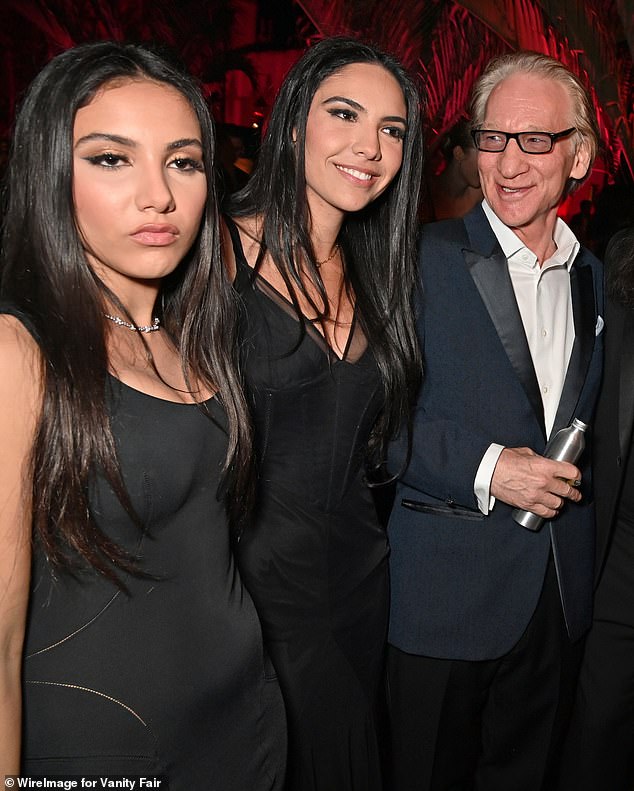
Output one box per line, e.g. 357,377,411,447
571,418,588,432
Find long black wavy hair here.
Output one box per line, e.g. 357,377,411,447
230,36,425,468
1,41,251,580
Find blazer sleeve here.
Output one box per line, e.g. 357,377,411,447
389,405,494,508
388,220,501,509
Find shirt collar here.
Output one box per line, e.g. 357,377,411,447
481,199,580,271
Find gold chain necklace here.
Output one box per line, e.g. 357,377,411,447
315,244,340,268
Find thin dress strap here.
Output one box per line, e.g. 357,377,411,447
223,216,252,276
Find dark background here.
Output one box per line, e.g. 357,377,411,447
1,0,632,242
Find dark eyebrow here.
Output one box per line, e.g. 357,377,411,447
74,133,203,150
323,95,364,112
167,138,203,151
322,96,407,126
74,132,136,148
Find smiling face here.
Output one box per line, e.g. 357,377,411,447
302,62,407,230
72,78,207,299
477,72,591,253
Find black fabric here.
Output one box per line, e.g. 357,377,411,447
559,520,634,791
591,295,629,579
558,286,634,791
228,218,388,791
558,515,634,791
618,430,634,526
387,559,582,791
20,370,286,789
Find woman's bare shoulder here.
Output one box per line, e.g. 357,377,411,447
0,314,42,405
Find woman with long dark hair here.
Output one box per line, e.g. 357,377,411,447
0,41,285,785
223,36,424,790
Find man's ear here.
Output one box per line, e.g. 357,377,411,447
570,138,592,181
453,145,465,162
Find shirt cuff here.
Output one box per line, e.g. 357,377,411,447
474,443,505,515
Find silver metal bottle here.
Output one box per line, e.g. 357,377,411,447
512,418,588,531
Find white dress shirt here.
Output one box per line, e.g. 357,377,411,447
474,200,580,514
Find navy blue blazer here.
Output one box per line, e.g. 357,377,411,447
388,204,604,661
592,229,634,585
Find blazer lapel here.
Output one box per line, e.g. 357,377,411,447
619,309,634,458
465,248,546,438
550,261,595,437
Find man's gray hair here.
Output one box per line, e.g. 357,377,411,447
470,51,600,166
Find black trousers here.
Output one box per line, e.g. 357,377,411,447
558,517,634,791
386,559,583,791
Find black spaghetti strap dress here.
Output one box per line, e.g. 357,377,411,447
12,318,286,789
228,220,389,791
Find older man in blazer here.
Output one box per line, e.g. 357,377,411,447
387,52,603,791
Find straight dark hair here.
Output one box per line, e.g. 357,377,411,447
1,41,251,580
230,36,424,467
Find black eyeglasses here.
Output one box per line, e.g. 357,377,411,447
471,127,576,154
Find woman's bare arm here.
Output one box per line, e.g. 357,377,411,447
0,316,41,774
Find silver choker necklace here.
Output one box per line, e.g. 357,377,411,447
104,314,160,333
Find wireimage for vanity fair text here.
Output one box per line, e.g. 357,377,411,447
4,777,167,789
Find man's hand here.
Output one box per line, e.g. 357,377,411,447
491,447,582,518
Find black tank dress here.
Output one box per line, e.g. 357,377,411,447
20,369,286,789
229,221,389,791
